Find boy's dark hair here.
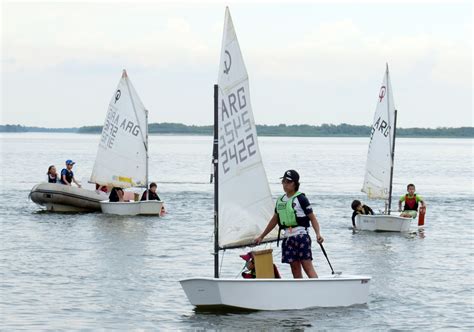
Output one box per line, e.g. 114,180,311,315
407,183,416,190
109,187,123,202
351,200,362,211
149,182,157,189
295,182,300,191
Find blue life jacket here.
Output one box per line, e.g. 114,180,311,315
60,168,74,184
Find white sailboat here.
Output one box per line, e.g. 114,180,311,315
91,70,163,216
355,64,411,232
180,8,371,310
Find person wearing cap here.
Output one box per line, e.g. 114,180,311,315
60,160,81,187
255,170,324,278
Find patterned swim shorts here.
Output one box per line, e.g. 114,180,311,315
281,233,312,263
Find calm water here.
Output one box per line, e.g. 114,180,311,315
0,133,473,330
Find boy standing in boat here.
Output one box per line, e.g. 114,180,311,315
399,183,425,218
255,170,324,279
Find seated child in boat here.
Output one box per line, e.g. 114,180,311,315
239,252,281,279
141,182,166,215
60,160,81,187
351,200,374,227
46,165,59,183
109,187,125,202
141,182,161,201
399,183,425,218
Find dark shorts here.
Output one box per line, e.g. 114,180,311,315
281,233,312,264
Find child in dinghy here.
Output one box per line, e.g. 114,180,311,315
351,200,374,228
240,252,281,279
399,184,426,218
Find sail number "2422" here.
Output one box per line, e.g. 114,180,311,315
220,110,257,174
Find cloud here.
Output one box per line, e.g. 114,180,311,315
247,19,471,86
2,2,471,128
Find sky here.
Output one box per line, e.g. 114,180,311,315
1,0,472,128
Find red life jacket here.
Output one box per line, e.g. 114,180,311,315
403,194,418,211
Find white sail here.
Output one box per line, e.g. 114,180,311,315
362,64,396,199
217,8,277,249
90,70,148,188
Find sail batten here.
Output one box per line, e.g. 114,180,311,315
217,8,277,249
90,71,148,188
362,65,396,200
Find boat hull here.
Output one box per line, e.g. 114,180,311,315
29,183,108,212
355,214,412,232
180,275,371,310
100,200,163,216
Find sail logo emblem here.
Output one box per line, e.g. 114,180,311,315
115,90,121,104
223,50,232,74
378,86,386,102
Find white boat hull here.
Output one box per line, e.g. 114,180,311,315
29,183,108,212
355,214,412,232
100,200,163,216
180,275,371,310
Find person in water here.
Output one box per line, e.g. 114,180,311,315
60,160,81,187
141,182,161,201
399,183,425,218
109,187,124,202
46,165,59,183
255,170,324,279
351,200,374,227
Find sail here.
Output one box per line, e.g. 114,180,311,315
90,70,148,188
217,8,277,249
362,64,396,199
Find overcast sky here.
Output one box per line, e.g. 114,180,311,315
1,0,472,128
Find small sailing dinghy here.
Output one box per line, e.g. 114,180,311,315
355,64,411,232
180,8,371,311
91,70,163,216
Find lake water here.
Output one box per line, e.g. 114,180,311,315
0,133,473,330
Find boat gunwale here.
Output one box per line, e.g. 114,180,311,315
180,276,372,283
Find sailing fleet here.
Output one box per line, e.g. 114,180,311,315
28,7,426,311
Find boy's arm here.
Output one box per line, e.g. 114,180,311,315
308,213,323,243
398,195,404,211
255,213,278,244
61,174,70,185
366,205,374,215
72,177,81,188
417,195,426,208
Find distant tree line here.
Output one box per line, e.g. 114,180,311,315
0,124,77,133
2,123,473,138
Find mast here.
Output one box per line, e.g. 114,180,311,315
213,84,219,278
386,64,396,214
388,109,397,215
145,108,149,200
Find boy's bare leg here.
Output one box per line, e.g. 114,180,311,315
290,261,303,278
301,260,318,278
